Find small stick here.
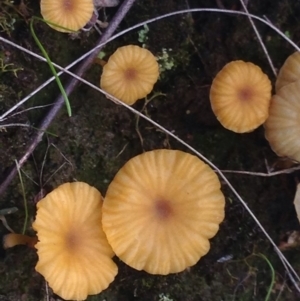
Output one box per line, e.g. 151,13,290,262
221,165,300,177
239,0,277,77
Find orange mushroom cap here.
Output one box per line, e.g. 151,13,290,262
265,80,300,162
210,60,272,133
100,45,159,105
33,182,117,301
276,52,300,92
40,0,94,32
102,149,225,275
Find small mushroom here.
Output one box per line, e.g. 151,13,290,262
264,80,300,162
33,182,118,301
100,45,160,105
275,52,300,92
40,0,94,32
102,149,225,275
210,60,272,133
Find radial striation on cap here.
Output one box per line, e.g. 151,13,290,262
265,80,300,162
40,0,94,32
100,45,159,105
275,52,300,92
102,149,225,275
33,182,118,301
210,60,272,133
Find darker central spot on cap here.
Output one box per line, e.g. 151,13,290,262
124,68,137,81
238,87,253,101
65,230,80,251
154,199,173,219
63,0,73,11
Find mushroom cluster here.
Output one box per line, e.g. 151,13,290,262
210,60,272,133
31,149,225,299
265,52,300,162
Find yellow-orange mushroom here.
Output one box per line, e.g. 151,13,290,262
210,60,272,133
275,52,300,92
33,182,118,301
102,149,225,275
265,80,300,162
100,45,159,105
40,0,94,32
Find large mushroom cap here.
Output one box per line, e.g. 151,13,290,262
40,0,94,32
33,182,118,301
210,60,272,133
100,45,159,105
275,52,300,92
264,80,300,162
102,149,225,275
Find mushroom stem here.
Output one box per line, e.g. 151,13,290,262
3,233,37,249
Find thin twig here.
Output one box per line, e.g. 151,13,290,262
15,160,28,234
239,0,277,76
0,123,31,128
7,104,54,119
45,281,50,301
221,165,300,177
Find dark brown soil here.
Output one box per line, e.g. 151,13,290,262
1,0,300,300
